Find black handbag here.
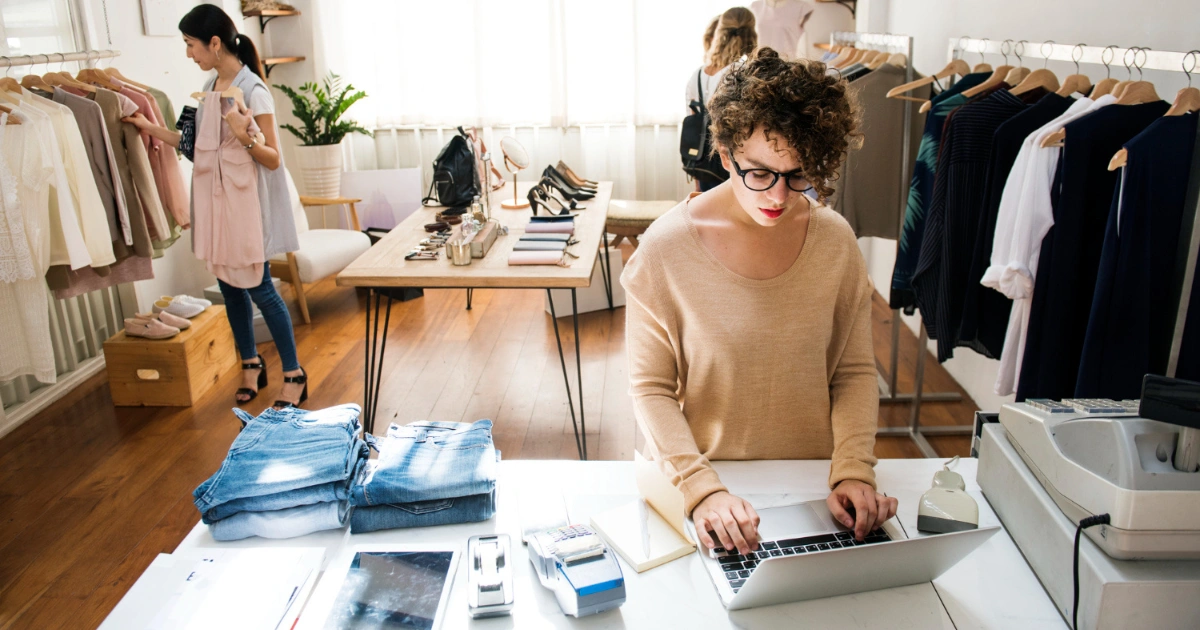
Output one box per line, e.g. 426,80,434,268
422,127,480,209
679,72,729,185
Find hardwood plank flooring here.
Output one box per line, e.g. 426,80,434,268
0,246,980,628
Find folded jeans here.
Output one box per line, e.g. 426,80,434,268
349,490,496,534
201,456,365,524
210,500,350,541
351,419,497,507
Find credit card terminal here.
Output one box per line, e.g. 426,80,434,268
527,524,626,617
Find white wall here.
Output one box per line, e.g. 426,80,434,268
854,0,1198,412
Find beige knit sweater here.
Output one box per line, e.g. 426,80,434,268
622,197,879,514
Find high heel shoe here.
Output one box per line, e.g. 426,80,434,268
236,356,268,404
538,182,585,212
547,165,596,192
528,185,573,216
274,367,308,409
541,170,594,201
558,161,598,187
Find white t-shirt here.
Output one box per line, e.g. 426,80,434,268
983,94,1117,395
685,65,729,113
750,0,815,60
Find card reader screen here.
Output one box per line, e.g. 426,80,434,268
325,551,454,629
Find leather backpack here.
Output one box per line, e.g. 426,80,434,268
680,72,729,186
422,127,480,208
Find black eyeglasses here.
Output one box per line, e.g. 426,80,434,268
727,150,813,193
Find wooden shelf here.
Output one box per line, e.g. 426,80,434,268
816,0,856,17
260,56,306,79
242,9,301,33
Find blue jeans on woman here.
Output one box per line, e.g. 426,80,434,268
217,261,300,371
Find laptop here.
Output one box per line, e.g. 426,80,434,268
688,500,999,610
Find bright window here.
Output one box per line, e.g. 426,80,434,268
0,0,79,57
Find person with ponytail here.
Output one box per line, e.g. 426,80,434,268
685,7,759,191
124,4,306,409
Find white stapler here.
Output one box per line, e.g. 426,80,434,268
467,534,514,618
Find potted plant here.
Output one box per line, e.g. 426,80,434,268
275,72,372,198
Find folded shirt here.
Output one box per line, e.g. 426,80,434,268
210,500,350,541
350,490,496,534
352,420,498,507
525,221,575,234
194,404,366,522
513,240,568,251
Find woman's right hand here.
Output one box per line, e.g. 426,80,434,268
692,490,761,555
121,112,153,130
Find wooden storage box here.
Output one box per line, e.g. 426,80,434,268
104,306,236,407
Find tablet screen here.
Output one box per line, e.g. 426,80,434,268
323,551,455,629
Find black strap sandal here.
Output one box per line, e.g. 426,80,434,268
273,367,309,409
235,356,268,404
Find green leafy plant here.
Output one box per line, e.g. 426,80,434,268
274,72,373,146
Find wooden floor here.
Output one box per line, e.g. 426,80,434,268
0,247,980,628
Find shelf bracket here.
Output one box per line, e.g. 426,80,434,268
257,14,280,33
827,0,856,17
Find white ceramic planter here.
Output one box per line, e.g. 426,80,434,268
293,143,344,199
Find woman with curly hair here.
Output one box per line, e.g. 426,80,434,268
624,48,894,556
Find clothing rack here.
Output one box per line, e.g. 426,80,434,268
0,49,120,68
830,31,965,458
949,36,1200,470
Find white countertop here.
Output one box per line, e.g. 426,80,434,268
170,459,1066,629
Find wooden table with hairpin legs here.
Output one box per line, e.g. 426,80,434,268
336,181,615,459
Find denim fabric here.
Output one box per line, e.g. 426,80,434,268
210,500,350,541
349,490,496,534
218,261,301,371
202,459,364,523
194,403,366,523
351,420,497,507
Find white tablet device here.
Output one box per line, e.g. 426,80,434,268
298,544,460,630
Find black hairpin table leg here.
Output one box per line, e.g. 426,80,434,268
546,288,587,460
600,231,614,310
465,288,474,310
363,288,394,435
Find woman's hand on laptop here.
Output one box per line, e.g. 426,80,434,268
827,480,899,541
693,491,761,555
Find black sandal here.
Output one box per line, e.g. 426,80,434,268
236,356,268,404
273,367,308,409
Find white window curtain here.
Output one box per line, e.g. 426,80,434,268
313,0,741,129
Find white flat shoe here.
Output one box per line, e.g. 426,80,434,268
153,298,205,319
161,294,213,309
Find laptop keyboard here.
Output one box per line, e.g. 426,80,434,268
712,529,891,593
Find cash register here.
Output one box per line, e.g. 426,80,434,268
977,376,1200,629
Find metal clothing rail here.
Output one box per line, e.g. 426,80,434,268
948,39,1195,75
830,31,964,458
0,49,120,68
950,37,1200,469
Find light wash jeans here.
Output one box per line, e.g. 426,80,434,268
194,404,366,524
349,420,498,533
210,500,350,541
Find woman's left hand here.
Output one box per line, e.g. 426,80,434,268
827,480,898,541
224,103,255,144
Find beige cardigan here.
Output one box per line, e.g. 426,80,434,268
621,198,880,514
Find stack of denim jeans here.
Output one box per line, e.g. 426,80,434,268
350,419,499,534
194,403,368,541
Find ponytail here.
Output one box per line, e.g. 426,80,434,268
709,7,758,70
179,4,263,79
233,34,264,80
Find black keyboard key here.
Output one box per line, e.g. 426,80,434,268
730,579,746,588
756,551,772,559
793,546,807,554
778,533,840,548
725,571,740,579
817,543,831,551
744,559,758,569
871,528,887,537
760,541,779,550
738,570,750,578
769,549,783,557
805,545,820,553
782,548,795,555
713,547,727,554
721,562,743,571
835,532,853,541
732,587,741,594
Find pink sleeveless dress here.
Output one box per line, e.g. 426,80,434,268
191,93,265,288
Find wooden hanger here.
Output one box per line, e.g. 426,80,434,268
1115,81,1159,105
962,64,1015,98
78,67,122,90
885,53,908,68
19,55,51,91
827,45,856,68
1088,78,1119,98
1164,87,1200,116
1056,74,1092,96
105,67,151,91
1011,68,1059,95
0,76,20,93
887,58,970,99
45,71,96,93
973,62,993,73
191,86,247,110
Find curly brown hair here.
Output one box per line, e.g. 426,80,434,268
708,47,862,201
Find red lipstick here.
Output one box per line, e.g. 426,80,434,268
759,207,784,219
